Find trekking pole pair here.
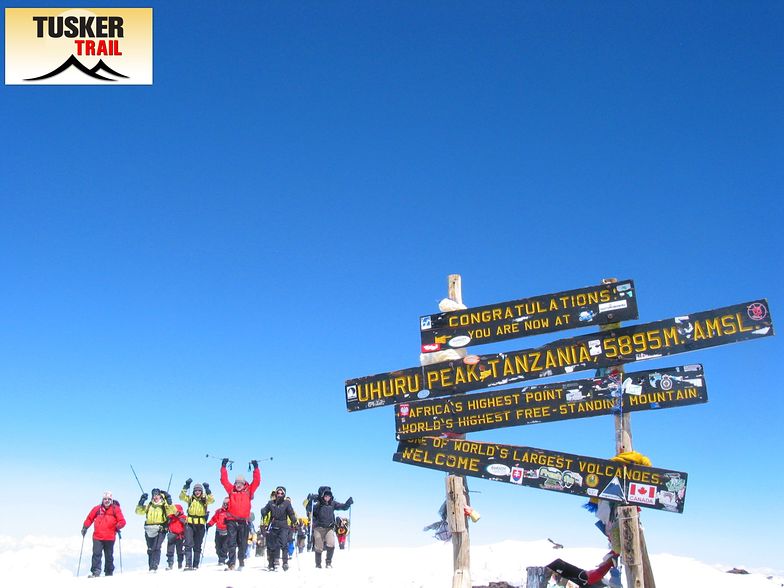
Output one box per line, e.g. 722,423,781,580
76,530,122,577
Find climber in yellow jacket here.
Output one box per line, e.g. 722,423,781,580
179,478,215,570
135,488,176,572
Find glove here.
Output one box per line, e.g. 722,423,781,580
251,459,258,469
221,458,229,467
163,491,172,505
81,526,87,537
207,523,212,529
346,497,354,506
307,493,317,501
203,482,211,494
139,493,148,506
116,530,122,539
184,478,192,489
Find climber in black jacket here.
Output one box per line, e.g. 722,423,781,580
304,487,353,568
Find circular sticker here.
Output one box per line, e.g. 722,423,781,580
585,474,599,488
463,355,481,365
448,335,471,348
747,302,768,321
486,464,511,477
660,376,673,391
416,389,431,399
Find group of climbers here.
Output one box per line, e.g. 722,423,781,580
80,460,353,576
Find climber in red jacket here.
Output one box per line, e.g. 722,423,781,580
82,491,126,578
220,458,260,570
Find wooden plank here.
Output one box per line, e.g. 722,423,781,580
395,364,707,439
346,299,772,410
420,280,638,353
393,437,689,513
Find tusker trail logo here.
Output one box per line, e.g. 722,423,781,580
5,8,153,85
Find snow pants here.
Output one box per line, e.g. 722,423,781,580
266,526,290,566
145,531,166,571
166,533,184,568
312,526,336,551
214,529,228,564
225,519,249,567
90,538,115,576
184,523,206,567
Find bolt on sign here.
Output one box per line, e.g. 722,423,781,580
395,364,707,439
393,437,688,513
420,280,638,353
345,299,772,411
5,8,153,85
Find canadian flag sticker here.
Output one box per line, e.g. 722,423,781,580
627,482,657,505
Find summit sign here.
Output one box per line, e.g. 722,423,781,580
420,280,637,353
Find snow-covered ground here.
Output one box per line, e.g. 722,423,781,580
1,535,781,587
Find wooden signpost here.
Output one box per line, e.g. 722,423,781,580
344,275,774,588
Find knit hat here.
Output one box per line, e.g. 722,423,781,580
275,485,286,494
194,483,204,492
151,488,161,497
102,490,113,500
235,475,246,484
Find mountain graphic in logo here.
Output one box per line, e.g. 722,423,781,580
24,55,128,82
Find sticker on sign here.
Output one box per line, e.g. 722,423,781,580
627,482,657,505
486,464,511,477
448,335,471,348
599,300,628,313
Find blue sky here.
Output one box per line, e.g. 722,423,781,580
1,0,782,573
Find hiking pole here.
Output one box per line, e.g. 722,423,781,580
76,532,86,577
202,514,210,564
166,473,173,494
206,454,233,470
130,464,145,493
294,526,301,571
247,457,273,471
118,530,123,574
348,505,352,551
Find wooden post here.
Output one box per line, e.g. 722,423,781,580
601,277,654,588
446,274,471,588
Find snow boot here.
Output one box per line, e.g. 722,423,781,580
315,552,322,568
283,562,289,571
326,547,334,568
